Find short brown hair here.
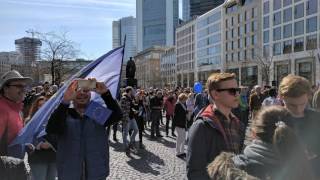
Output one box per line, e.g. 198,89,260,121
206,73,236,92
279,74,311,97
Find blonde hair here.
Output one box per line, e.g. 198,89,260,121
178,93,188,102
279,74,311,97
206,73,236,92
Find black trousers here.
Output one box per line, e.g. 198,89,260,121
165,115,175,135
136,116,144,143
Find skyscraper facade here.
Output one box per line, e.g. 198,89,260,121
136,0,179,52
112,16,137,63
183,0,191,21
189,0,225,18
14,37,41,77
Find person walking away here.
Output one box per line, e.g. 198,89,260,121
150,90,163,138
164,92,176,137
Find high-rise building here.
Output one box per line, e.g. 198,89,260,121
112,21,121,49
262,0,320,86
189,0,224,18
136,0,179,52
223,0,262,86
112,16,137,63
183,0,191,21
176,18,196,87
134,46,166,88
195,5,224,84
14,37,42,77
160,47,176,88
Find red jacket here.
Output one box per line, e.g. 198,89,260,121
164,98,176,116
0,96,23,145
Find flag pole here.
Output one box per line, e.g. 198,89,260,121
116,35,126,100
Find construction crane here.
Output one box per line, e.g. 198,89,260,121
26,29,37,38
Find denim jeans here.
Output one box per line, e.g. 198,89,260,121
122,119,138,148
151,110,161,137
30,162,56,180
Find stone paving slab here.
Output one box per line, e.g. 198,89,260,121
107,124,187,180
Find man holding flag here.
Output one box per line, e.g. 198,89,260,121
46,78,122,180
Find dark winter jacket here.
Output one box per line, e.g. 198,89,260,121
233,140,280,179
284,109,320,177
46,91,122,180
173,102,188,128
186,105,244,180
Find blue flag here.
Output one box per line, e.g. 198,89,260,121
9,46,124,158
85,101,112,125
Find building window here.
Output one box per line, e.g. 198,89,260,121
283,40,292,54
294,20,304,36
226,19,228,28
251,21,257,32
251,8,256,18
264,1,270,14
306,16,317,33
231,17,234,26
264,30,269,43
306,34,317,50
283,8,292,23
294,37,304,52
264,45,270,57
251,49,255,59
294,3,304,19
252,35,257,45
246,23,250,34
273,27,281,41
273,42,282,55
264,16,269,29
306,0,318,15
283,0,292,6
274,0,282,11
273,11,282,25
283,24,292,38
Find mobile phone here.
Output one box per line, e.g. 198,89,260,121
77,79,96,90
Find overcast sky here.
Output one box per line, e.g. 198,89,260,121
0,0,182,60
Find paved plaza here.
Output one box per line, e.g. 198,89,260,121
107,123,187,180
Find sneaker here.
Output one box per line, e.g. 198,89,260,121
172,133,177,137
156,135,163,138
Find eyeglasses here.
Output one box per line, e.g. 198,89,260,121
216,88,240,96
7,84,28,90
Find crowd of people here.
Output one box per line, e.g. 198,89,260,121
0,69,320,180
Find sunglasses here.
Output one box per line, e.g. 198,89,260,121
216,88,240,96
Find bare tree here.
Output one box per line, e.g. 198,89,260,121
35,30,80,85
254,46,274,86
